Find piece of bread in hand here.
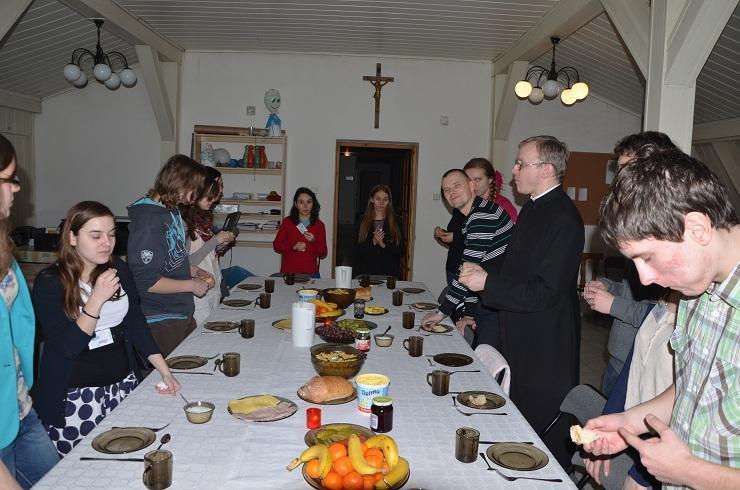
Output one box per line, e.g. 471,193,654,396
570,425,598,445
297,376,354,403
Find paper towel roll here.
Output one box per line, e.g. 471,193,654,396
291,302,316,347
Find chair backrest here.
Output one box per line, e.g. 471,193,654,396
560,384,606,423
474,344,510,395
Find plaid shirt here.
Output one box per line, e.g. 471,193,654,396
667,261,740,489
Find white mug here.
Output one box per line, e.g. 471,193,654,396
335,266,352,289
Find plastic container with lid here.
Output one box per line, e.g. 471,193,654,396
370,396,393,432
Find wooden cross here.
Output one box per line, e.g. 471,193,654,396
363,63,394,128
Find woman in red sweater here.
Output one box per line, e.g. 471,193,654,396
273,187,327,276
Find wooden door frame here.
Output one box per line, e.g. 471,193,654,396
332,140,419,280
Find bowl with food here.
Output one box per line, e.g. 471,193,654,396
321,288,356,309
314,321,355,344
374,333,394,347
310,343,365,378
183,401,215,424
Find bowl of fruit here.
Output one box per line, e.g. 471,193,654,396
321,288,356,309
315,321,355,344
310,343,365,378
287,433,410,490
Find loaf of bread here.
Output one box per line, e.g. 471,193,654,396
570,425,598,445
298,376,354,403
354,287,372,301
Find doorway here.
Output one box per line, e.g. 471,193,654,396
332,141,418,280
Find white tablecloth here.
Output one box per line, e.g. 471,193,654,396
36,278,574,489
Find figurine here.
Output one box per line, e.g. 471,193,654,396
264,88,282,137
200,143,215,166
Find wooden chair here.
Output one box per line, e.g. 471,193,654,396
578,253,604,292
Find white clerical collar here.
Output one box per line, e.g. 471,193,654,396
531,184,560,201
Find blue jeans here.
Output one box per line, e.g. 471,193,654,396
0,408,59,489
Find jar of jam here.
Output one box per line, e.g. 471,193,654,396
353,299,366,319
370,396,393,433
355,328,371,352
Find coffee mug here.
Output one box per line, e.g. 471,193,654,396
143,449,173,489
386,276,396,289
392,290,403,307
402,336,423,357
264,279,275,293
402,311,415,329
218,352,240,377
426,369,451,396
284,272,296,285
239,319,255,338
257,292,271,309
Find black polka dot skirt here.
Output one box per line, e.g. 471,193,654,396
46,372,139,456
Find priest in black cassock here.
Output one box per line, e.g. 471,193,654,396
459,135,584,464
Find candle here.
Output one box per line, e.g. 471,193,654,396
306,407,321,429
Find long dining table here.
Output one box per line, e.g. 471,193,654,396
36,277,574,489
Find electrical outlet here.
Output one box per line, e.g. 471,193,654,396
440,116,449,126
246,105,256,116
433,192,441,201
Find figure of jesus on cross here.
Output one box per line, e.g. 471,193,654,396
363,63,394,128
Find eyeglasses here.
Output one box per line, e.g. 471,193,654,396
513,160,546,170
0,175,21,187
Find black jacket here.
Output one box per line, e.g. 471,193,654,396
353,218,404,278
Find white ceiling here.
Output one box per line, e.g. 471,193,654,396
0,0,738,125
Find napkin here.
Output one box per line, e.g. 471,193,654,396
228,395,281,415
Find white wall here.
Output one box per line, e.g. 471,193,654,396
501,94,642,253
34,66,161,225
180,52,493,296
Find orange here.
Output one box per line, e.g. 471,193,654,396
364,454,384,470
363,448,383,460
321,471,343,490
374,472,384,482
360,442,368,454
305,459,322,479
332,455,353,477
329,442,348,461
362,475,376,490
342,471,364,490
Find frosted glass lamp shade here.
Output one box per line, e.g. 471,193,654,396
528,87,544,104
72,71,87,88
93,63,112,82
63,64,82,83
514,80,533,98
104,72,120,90
572,81,589,100
543,79,561,98
561,89,576,105
119,69,137,87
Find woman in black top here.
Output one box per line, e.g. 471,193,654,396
354,185,404,278
33,201,180,456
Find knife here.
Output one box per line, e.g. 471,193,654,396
170,371,214,375
79,457,143,462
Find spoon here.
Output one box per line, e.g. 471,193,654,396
381,325,392,336
156,433,171,451
180,393,191,405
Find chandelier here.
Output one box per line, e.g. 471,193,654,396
62,19,137,90
514,37,588,105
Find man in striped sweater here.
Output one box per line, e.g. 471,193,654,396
422,169,513,348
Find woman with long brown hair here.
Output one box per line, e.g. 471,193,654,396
354,184,404,278
0,135,58,488
32,201,180,456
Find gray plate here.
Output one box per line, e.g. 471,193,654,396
456,390,506,410
91,428,155,454
433,353,473,367
486,443,549,471
166,355,208,370
222,299,252,307
421,323,454,334
412,302,438,310
204,321,239,331
237,283,262,291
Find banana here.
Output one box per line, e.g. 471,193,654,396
347,434,381,475
375,457,409,490
365,435,399,470
286,444,332,478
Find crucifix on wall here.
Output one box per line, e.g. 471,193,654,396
362,63,394,128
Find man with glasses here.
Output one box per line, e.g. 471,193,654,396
459,135,584,464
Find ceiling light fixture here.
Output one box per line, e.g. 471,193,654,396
343,148,351,157
63,19,137,90
514,37,588,106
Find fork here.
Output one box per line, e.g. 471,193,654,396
479,452,563,483
452,396,507,416
111,422,170,432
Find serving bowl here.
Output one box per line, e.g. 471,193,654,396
310,343,365,379
183,401,215,424
321,288,356,309
315,321,355,344
374,334,394,347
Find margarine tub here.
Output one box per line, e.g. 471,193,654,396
356,373,390,413
297,289,319,302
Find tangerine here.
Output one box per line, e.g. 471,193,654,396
364,454,384,470
342,471,364,490
374,472,384,481
321,471,343,490
332,455,353,477
362,475,376,490
329,442,348,461
305,459,322,479
363,448,383,460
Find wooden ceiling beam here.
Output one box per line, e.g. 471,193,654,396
600,0,650,78
0,0,32,47
492,0,604,74
59,0,183,62
0,87,41,113
693,118,740,144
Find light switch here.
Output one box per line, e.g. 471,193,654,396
433,193,441,201
246,106,256,116
440,116,449,126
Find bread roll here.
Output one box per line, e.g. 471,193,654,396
298,376,354,403
570,425,598,445
354,287,372,301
